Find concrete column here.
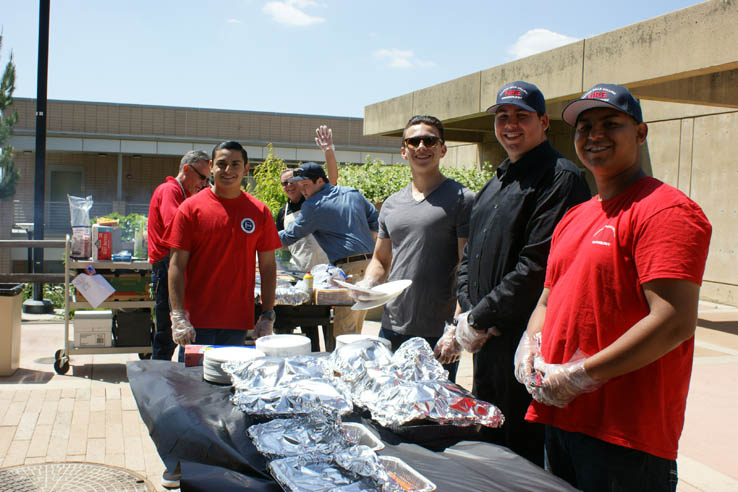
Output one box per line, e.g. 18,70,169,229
117,153,123,201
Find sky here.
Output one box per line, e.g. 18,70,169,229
1,0,703,118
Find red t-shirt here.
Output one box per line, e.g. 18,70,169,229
148,176,186,263
163,188,282,331
525,177,711,460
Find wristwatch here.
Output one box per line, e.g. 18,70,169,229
261,309,276,321
467,312,484,332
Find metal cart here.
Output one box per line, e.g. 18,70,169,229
54,235,154,375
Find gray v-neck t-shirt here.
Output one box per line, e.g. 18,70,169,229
378,178,474,337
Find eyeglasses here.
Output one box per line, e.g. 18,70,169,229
281,181,291,187
190,166,209,182
404,136,442,148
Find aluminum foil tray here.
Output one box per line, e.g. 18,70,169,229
343,422,384,451
380,456,436,492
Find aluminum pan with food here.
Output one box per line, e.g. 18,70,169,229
343,422,385,451
380,456,436,492
248,415,349,459
268,445,400,492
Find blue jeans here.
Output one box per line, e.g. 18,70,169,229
176,329,247,362
545,426,678,492
378,328,459,382
151,257,176,361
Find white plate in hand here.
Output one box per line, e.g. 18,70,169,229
350,279,412,310
332,279,386,300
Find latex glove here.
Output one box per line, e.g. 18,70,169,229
315,125,335,151
514,331,542,388
433,322,462,364
170,309,196,346
346,277,379,302
454,311,495,353
253,314,275,339
529,356,602,408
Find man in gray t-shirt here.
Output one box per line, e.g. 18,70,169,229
359,115,474,381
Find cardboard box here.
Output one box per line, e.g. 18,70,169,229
74,272,152,302
92,224,112,261
75,331,113,348
73,310,113,333
314,288,353,306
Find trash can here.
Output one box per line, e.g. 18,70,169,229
0,283,24,376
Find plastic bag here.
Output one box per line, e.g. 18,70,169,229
68,195,93,259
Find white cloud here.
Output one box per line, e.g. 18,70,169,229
507,28,579,59
262,0,326,26
373,49,436,69
227,18,242,24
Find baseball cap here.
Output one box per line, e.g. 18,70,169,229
486,81,546,115
562,83,643,127
288,162,328,182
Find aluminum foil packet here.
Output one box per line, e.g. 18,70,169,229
336,337,504,428
248,415,349,459
225,356,351,417
224,355,331,389
329,339,394,382
268,445,401,492
274,285,312,306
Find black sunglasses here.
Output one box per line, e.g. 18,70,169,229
404,135,442,148
190,166,209,181
281,181,291,187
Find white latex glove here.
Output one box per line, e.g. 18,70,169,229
433,322,462,364
253,314,275,339
528,356,602,408
170,309,196,346
349,278,377,302
514,331,542,388
454,311,494,353
315,125,335,151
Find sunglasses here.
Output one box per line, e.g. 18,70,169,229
404,135,442,148
190,166,209,182
281,181,292,187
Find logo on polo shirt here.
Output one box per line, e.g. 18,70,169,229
241,218,256,234
592,225,615,246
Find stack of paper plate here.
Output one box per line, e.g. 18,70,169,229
335,334,392,351
255,334,312,357
203,346,265,384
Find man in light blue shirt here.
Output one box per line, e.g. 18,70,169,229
279,162,379,342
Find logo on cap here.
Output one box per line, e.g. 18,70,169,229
584,87,617,102
241,218,256,234
499,86,527,100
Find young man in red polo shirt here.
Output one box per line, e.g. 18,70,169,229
517,84,712,491
165,141,281,356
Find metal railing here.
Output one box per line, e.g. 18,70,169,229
0,239,65,283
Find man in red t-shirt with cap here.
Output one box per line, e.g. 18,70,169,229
516,84,712,491
147,150,210,360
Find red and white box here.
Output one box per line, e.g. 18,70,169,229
92,224,112,261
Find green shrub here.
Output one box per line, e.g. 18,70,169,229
22,283,65,309
250,144,288,219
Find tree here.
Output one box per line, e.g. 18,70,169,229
0,34,20,200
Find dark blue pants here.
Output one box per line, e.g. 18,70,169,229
378,328,459,382
176,329,247,362
151,257,176,361
545,426,678,492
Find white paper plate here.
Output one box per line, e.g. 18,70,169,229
332,279,386,300
255,334,312,357
204,346,265,363
350,279,412,310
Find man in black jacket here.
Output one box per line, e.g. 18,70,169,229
454,81,591,466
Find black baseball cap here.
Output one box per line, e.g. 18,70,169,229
288,162,328,183
486,81,546,115
562,83,643,127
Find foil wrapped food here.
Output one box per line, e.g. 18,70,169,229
331,338,504,428
248,415,349,459
268,445,401,492
274,286,312,306
224,356,352,417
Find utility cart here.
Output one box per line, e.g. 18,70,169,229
54,235,154,375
